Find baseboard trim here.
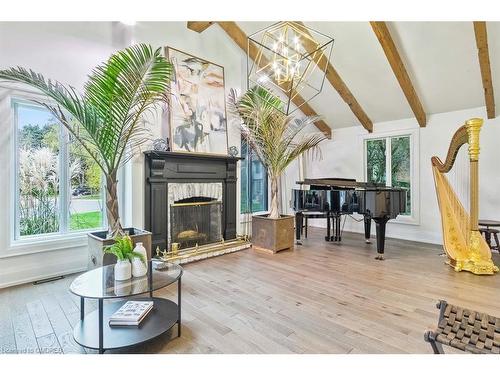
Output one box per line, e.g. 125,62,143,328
0,266,87,289
306,225,442,247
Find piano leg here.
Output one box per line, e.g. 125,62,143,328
373,216,389,260
364,215,372,244
326,213,331,242
295,212,303,245
333,214,341,241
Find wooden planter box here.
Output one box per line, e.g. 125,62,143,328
87,228,152,270
251,214,294,254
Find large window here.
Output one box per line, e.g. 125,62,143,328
14,100,104,239
241,139,268,213
365,134,412,216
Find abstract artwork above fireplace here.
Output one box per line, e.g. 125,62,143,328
166,47,228,155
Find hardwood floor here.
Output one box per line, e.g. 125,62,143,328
2,228,500,354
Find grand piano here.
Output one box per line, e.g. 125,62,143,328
292,178,407,259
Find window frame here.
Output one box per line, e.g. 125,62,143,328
240,138,269,215
11,96,106,244
362,127,420,226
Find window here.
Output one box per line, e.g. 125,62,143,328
14,99,104,239
241,139,268,213
365,134,413,216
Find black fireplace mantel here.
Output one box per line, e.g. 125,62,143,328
144,151,241,252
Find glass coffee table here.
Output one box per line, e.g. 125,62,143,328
69,260,182,354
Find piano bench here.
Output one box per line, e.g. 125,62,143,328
424,300,500,354
479,228,500,251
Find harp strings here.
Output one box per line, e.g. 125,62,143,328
448,145,471,243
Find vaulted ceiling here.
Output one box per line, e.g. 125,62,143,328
190,21,498,133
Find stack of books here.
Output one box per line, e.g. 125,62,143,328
109,301,154,326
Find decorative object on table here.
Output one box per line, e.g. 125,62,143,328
166,47,228,155
247,22,334,115
152,138,170,152
109,301,154,326
228,145,239,157
104,235,146,281
114,260,132,281
424,300,500,354
431,118,498,275
0,44,173,268
131,242,148,277
229,86,327,253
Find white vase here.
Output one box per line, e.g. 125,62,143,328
114,260,131,281
131,242,148,278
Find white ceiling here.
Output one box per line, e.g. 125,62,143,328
237,21,495,130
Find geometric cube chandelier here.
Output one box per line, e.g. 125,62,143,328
247,21,334,115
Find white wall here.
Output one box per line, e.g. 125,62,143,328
0,22,250,287
307,106,500,244
0,22,118,287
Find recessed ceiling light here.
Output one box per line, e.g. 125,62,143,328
120,21,136,26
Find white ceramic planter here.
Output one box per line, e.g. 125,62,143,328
131,242,148,278
114,260,131,281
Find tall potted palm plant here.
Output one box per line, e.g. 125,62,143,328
229,87,327,253
0,44,173,267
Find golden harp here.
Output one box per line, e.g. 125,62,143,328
432,118,498,275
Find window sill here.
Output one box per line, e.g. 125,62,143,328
388,216,420,226
3,230,100,259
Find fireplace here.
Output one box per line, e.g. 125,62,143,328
168,182,223,248
144,151,242,255
170,199,222,247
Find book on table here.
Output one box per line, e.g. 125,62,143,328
109,301,154,326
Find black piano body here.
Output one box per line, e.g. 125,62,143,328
292,178,407,259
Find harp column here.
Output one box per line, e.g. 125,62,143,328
466,118,482,232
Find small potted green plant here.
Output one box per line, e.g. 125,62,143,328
104,235,146,281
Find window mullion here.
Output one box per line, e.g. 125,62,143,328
13,102,20,240
386,137,392,187
59,126,69,234
248,148,253,213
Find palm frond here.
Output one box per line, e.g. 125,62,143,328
230,86,327,218
0,44,174,236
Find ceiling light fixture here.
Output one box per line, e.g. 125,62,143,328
247,21,334,115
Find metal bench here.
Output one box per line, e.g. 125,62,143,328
424,300,500,354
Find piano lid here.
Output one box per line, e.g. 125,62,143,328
297,178,387,189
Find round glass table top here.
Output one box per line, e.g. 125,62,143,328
70,260,183,299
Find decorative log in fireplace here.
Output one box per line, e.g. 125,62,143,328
144,151,240,252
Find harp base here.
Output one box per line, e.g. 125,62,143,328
447,258,499,275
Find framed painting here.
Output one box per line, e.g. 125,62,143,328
166,47,228,155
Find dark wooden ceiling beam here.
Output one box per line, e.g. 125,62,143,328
370,21,427,127
187,21,332,138
473,21,495,119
